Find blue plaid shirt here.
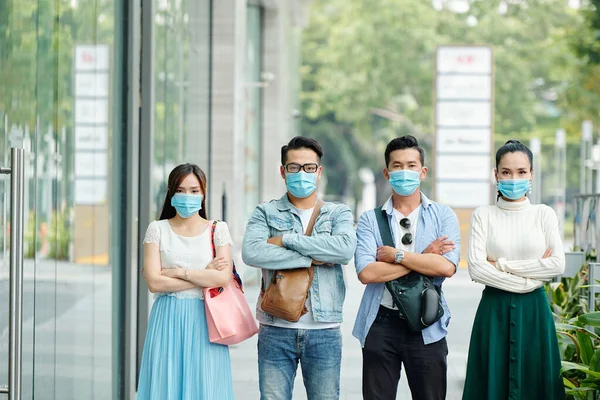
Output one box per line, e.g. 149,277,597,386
352,193,460,346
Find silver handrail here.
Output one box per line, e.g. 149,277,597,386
0,148,25,399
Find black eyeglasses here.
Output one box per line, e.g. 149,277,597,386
399,218,413,245
284,163,319,173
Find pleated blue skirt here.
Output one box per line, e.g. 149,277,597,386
137,295,234,400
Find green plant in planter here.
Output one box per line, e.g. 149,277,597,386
47,209,70,261
558,312,600,399
548,270,589,321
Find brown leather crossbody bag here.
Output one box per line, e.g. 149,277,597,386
260,200,324,322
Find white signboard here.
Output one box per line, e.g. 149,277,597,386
74,179,108,205
75,73,109,97
437,75,492,100
75,45,110,71
437,102,492,127
75,100,109,124
435,46,493,208
75,126,108,150
75,152,108,178
436,181,492,208
436,129,491,153
74,44,110,205
436,46,492,74
436,155,491,181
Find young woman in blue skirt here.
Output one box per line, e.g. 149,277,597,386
137,164,235,400
464,140,566,400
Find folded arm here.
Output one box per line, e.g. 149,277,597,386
468,210,544,293
354,212,410,284
184,243,233,288
242,206,312,270
142,243,199,293
282,205,356,265
390,208,460,278
359,261,411,284
497,208,566,280
400,252,455,278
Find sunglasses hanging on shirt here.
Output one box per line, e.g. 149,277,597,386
399,218,413,245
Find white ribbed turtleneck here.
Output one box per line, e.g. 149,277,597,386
467,197,566,293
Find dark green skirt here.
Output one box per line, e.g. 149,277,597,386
463,286,565,400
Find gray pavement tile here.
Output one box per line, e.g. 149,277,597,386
232,264,482,399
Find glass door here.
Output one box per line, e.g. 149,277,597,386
0,145,27,400
0,0,123,398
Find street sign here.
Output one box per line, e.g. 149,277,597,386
436,46,492,74
436,128,491,153
74,44,110,205
434,46,494,207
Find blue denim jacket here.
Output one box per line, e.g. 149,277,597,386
352,193,460,346
242,195,357,324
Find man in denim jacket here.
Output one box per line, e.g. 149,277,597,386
242,136,356,400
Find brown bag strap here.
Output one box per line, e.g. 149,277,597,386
305,199,325,237
305,200,324,271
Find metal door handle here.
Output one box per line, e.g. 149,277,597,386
0,148,25,399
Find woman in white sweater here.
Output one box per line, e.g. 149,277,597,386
463,140,565,400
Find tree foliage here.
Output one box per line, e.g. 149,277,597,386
301,0,596,200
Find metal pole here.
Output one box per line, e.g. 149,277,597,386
590,263,600,313
582,133,588,194
556,129,566,239
583,121,594,194
0,165,9,395
222,185,227,222
555,138,560,207
530,138,541,204
563,138,567,204
596,140,600,194
9,147,24,400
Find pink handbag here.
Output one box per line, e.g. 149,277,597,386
203,221,258,345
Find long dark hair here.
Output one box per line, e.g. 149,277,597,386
159,163,208,220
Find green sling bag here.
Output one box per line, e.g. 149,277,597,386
374,206,444,332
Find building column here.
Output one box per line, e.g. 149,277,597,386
184,0,211,174
260,0,310,202
210,0,247,242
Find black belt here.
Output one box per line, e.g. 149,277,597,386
378,305,405,319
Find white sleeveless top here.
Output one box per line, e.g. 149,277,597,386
143,219,233,299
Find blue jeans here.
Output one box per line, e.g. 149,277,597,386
257,324,342,400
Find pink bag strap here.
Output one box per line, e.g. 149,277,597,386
210,220,243,289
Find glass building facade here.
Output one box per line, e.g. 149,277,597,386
0,0,304,398
0,0,124,398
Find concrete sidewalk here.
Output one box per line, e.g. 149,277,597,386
231,265,482,399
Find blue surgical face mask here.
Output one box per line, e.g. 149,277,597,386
286,171,317,199
389,169,421,196
171,193,203,218
497,179,530,200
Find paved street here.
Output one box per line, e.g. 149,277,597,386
231,265,483,400
0,259,482,399
0,259,112,399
